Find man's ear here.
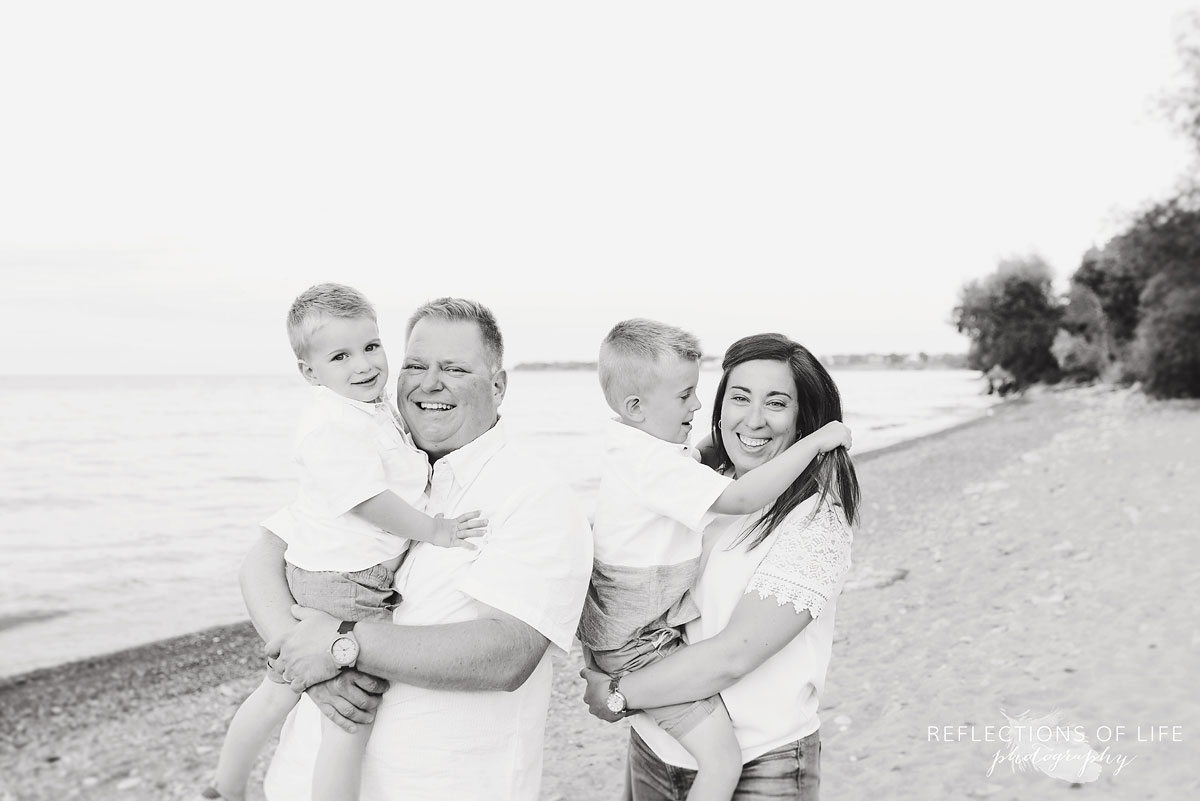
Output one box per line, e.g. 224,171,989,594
492,369,508,404
297,359,319,386
621,395,644,422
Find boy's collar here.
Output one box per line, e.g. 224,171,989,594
605,417,692,452
311,384,391,414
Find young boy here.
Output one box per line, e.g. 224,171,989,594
204,284,483,801
577,319,851,801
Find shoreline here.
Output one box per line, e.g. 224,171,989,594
0,396,1008,684
1,623,264,751
853,396,1021,464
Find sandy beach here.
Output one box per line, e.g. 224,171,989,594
2,386,1197,800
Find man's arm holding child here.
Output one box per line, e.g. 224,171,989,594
240,531,389,728
242,531,546,697
710,420,852,515
275,606,549,694
264,484,589,733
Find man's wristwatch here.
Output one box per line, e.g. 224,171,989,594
330,620,359,669
606,675,628,716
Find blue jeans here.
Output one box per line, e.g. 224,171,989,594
626,728,821,801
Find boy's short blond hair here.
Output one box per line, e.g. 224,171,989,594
286,283,377,359
598,318,702,410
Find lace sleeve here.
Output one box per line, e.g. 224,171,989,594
745,505,853,618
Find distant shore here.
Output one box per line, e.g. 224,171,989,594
513,355,969,371
3,386,1196,800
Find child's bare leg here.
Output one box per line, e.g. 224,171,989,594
212,676,301,800
311,715,372,801
675,701,741,801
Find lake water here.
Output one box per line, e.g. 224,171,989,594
0,369,996,677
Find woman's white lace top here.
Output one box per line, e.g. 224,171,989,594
745,503,853,618
632,494,854,768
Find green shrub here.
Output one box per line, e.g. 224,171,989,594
1051,330,1108,379
1132,271,1200,397
953,256,1063,387
1054,283,1116,379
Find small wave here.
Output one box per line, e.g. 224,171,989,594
217,475,288,484
0,609,71,634
0,496,97,511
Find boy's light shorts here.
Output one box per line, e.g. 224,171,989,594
592,625,721,739
285,561,402,624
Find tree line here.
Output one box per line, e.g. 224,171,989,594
953,15,1200,399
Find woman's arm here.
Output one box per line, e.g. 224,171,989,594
583,594,813,717
585,505,852,718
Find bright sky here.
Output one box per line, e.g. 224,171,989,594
2,1,1195,375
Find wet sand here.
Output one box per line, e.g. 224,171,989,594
2,386,1197,800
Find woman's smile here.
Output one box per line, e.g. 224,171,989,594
719,359,799,474
735,433,771,449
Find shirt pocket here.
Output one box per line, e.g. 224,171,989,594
375,431,431,496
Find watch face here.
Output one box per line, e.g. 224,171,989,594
331,635,358,666
606,691,626,714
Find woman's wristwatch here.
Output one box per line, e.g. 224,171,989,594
606,675,628,716
330,620,359,669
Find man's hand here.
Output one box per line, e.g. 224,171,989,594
264,605,342,692
579,667,624,723
306,670,390,733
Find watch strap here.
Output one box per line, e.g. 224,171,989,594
607,675,628,714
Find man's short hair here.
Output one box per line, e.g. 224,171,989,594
598,318,702,409
406,297,504,371
287,283,377,359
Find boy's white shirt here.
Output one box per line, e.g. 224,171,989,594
591,419,732,567
261,385,430,572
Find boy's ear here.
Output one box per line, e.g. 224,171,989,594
297,359,320,386
621,395,644,422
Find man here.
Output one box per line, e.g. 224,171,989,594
242,298,593,801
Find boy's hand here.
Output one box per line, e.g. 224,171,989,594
430,510,488,549
307,670,390,733
810,421,852,453
264,605,342,692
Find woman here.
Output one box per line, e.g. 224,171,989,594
581,333,859,800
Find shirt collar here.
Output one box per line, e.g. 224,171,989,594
432,417,508,488
311,384,394,417
604,417,693,456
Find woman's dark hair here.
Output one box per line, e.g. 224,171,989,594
710,333,860,550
